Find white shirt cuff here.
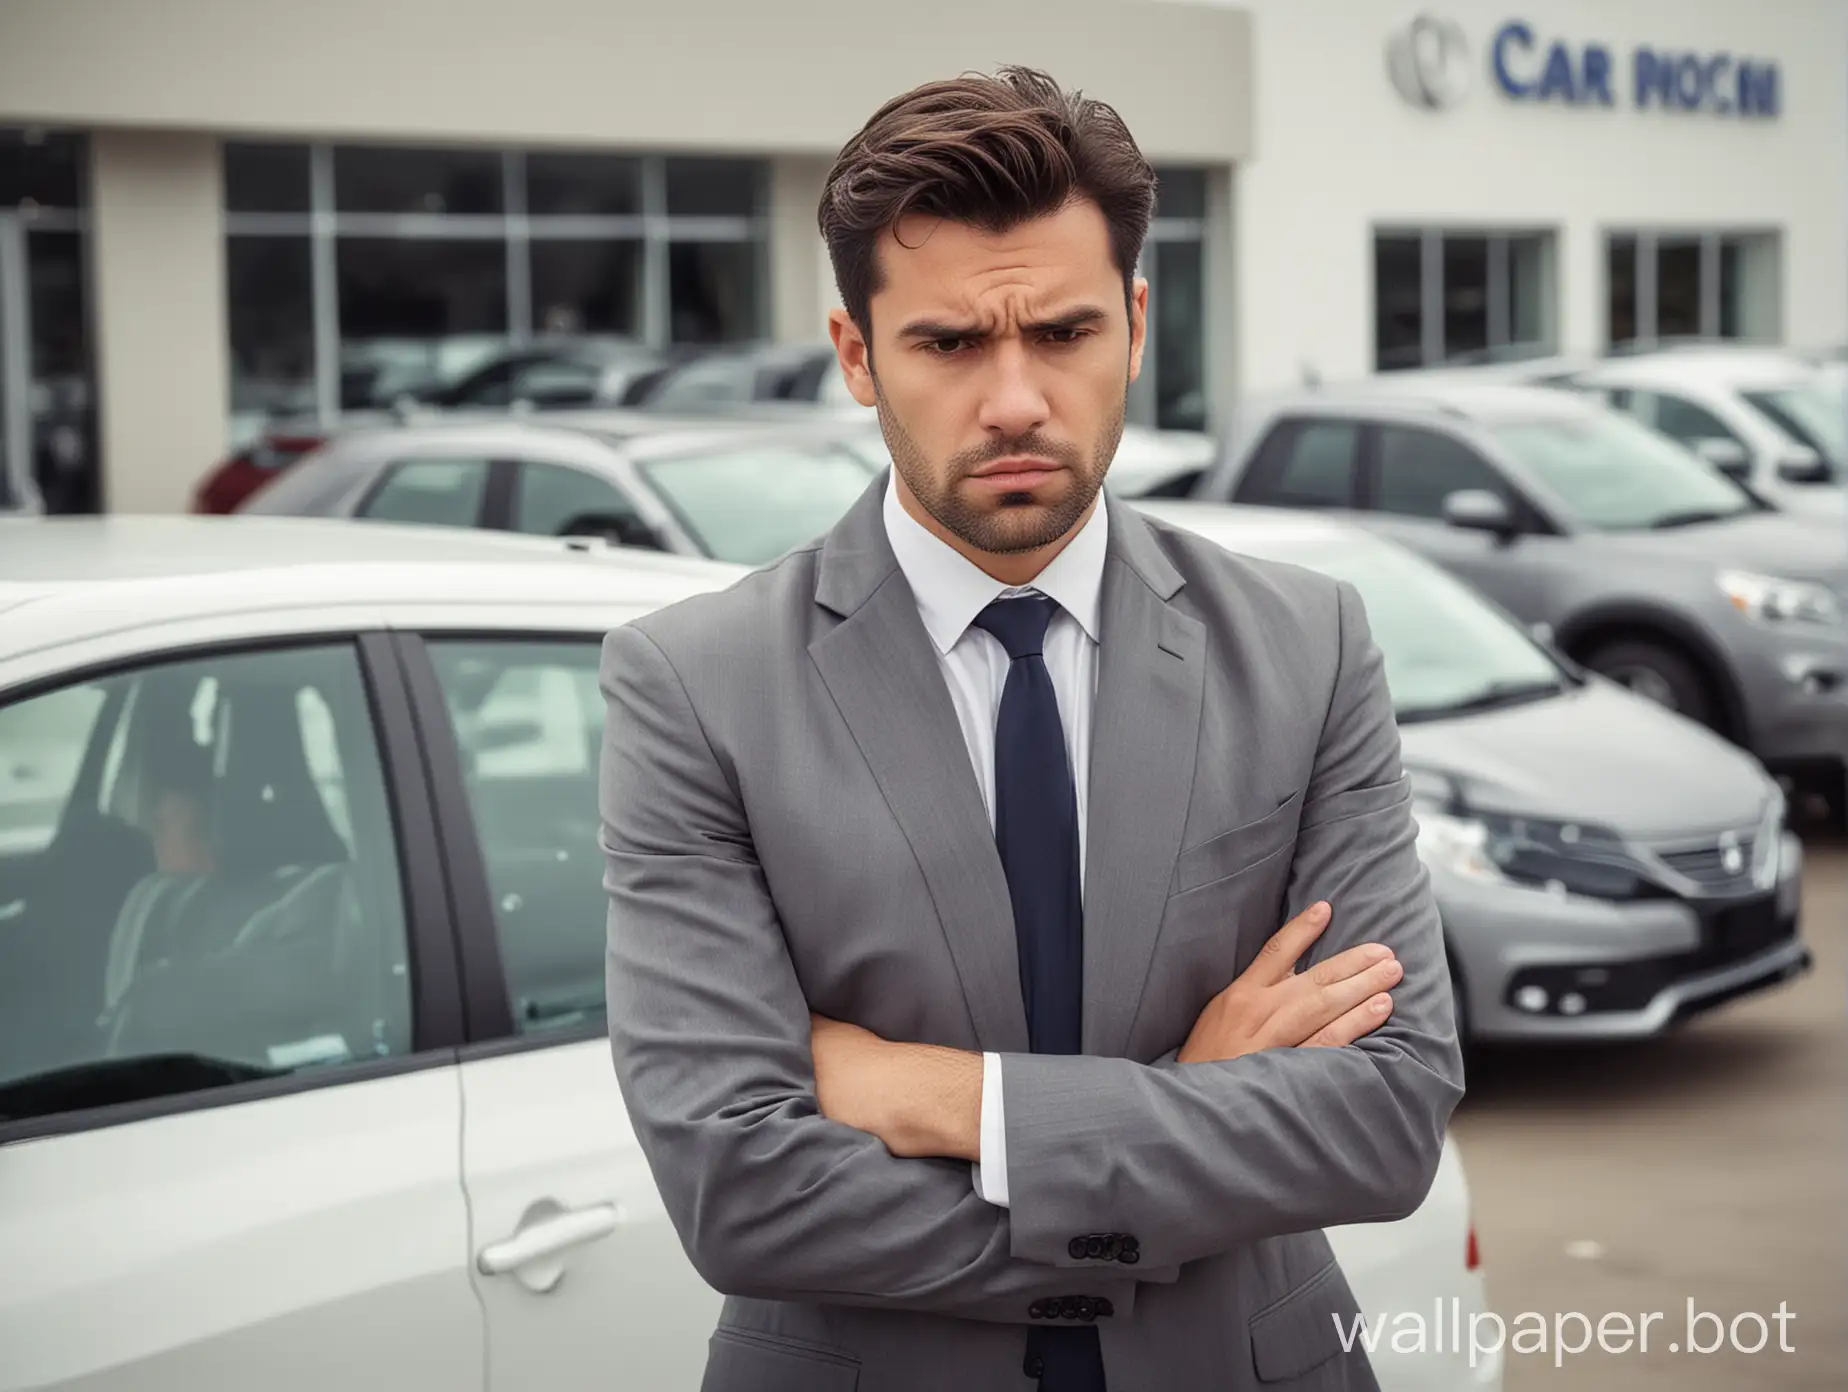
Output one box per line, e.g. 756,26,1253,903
971,1051,1009,1207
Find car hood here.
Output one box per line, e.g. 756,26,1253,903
1398,679,1770,839
1592,509,1848,587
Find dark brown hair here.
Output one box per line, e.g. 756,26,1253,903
818,66,1157,336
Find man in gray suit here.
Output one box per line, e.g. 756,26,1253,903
599,66,1464,1392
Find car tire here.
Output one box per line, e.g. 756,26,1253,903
1582,636,1719,730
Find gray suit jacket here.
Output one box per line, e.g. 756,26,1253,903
599,477,1465,1392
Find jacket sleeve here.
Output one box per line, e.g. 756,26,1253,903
996,579,1466,1272
598,622,1177,1321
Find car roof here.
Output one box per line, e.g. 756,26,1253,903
1574,347,1822,389
0,515,744,662
1244,379,1598,425
1131,498,1382,557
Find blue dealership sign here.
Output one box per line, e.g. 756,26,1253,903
1490,19,1780,116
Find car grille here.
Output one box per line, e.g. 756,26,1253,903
1655,832,1760,897
1701,895,1793,964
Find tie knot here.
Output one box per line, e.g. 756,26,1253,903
973,594,1057,659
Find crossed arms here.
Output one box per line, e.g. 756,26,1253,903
598,584,1464,1323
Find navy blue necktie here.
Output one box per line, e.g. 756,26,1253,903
973,595,1104,1391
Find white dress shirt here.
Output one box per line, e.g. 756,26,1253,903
881,474,1107,1208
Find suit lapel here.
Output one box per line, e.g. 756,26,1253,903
1083,499,1205,1056
808,481,1030,1054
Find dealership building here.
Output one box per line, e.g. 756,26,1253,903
1,0,1842,514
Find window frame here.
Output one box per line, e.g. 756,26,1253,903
1601,226,1783,349
1370,225,1559,370
0,631,466,1146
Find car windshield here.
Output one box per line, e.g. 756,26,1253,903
1215,526,1567,721
1487,411,1757,530
1739,382,1846,475
639,441,881,565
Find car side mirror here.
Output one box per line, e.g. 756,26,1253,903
1442,488,1517,539
1692,438,1752,480
1776,448,1831,484
557,510,666,551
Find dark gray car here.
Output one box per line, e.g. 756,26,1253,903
1193,382,1848,812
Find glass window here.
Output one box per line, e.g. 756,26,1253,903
1506,234,1548,347
1,127,84,211
1374,427,1511,520
1639,391,1739,447
228,236,315,437
337,237,508,340
1229,532,1564,721
1242,420,1360,507
0,681,109,856
1489,412,1754,531
640,442,878,565
1153,240,1206,431
1153,167,1207,220
224,142,312,214
641,352,758,409
425,640,607,1034
664,157,760,217
525,152,642,217
668,242,762,344
1441,237,1489,359
1374,236,1423,370
333,145,503,215
25,228,99,514
513,461,638,536
359,457,492,528
1655,241,1702,338
1607,235,1638,347
530,239,643,337
0,644,412,1119
1741,383,1846,474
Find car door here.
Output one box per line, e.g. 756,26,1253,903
1360,421,1562,624
0,636,483,1392
397,633,720,1392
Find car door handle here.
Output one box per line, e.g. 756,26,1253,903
478,1202,622,1277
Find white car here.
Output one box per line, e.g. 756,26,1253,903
1563,348,1845,520
0,515,1494,1392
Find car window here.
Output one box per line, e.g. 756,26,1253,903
360,457,492,528
425,640,605,1035
1635,391,1740,448
0,644,412,1122
1238,420,1360,506
1374,427,1514,520
1488,411,1755,531
639,441,878,564
0,682,110,857
513,461,639,537
508,359,604,406
644,355,757,409
1740,383,1845,474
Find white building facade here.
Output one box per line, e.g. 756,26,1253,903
1214,0,1848,391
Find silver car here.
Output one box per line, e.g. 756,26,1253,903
1134,500,1811,1047
1193,382,1848,817
1562,348,1845,521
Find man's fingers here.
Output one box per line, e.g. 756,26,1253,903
1303,992,1395,1047
1306,941,1397,989
1276,956,1404,1044
1246,901,1333,985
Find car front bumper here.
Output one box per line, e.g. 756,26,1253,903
1444,831,1810,1043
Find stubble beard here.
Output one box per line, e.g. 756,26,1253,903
873,374,1126,556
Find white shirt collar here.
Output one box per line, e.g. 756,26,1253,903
883,471,1108,655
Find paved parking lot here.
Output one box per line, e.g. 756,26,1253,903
1453,832,1845,1391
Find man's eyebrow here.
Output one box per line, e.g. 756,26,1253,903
895,306,1111,341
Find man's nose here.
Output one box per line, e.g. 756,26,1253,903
976,340,1051,439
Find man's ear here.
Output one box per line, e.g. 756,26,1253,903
828,309,879,407
1127,276,1149,383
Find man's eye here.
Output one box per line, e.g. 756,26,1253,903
1043,329,1087,346
926,338,971,355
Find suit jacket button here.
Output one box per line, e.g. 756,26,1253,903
1102,1235,1121,1261
1120,1247,1140,1264
1098,1297,1115,1317
1024,1353,1045,1377
1059,1297,1080,1321
1077,1297,1097,1321
1068,1237,1089,1260
1120,1234,1138,1254
1028,1300,1046,1319
1083,1236,1106,1259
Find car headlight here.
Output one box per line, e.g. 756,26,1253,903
1411,778,1648,900
1718,570,1842,626
1752,784,1786,889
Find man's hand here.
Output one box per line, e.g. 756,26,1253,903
810,1015,984,1162
1176,901,1401,1064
